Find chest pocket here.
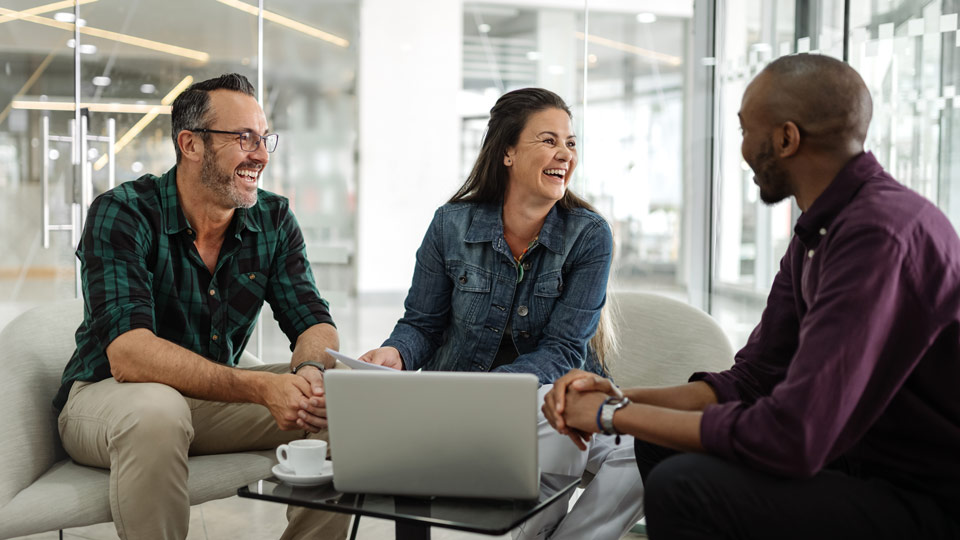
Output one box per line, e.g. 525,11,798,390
533,270,564,327
447,262,492,324
230,259,269,319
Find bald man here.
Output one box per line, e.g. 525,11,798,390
543,54,960,539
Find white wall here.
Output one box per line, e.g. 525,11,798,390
357,0,464,292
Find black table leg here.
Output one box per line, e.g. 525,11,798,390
395,520,430,540
348,494,364,540
394,497,432,540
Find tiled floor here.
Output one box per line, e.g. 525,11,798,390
9,494,648,539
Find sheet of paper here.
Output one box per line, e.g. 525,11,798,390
326,348,399,371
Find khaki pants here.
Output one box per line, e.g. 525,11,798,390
57,363,350,540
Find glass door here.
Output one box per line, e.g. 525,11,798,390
0,0,257,329
0,1,84,328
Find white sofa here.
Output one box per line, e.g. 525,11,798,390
0,299,277,539
606,291,735,387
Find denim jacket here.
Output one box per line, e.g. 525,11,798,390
382,201,612,385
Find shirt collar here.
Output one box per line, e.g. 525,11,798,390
794,151,881,243
159,165,263,237
464,202,564,254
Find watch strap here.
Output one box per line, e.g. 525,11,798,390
292,361,326,375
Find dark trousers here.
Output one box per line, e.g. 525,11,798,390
635,439,960,540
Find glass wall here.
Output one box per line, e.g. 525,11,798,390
2,0,959,356
710,0,798,345
709,0,960,345
462,2,695,298
848,0,960,221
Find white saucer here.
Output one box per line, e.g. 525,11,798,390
272,461,334,486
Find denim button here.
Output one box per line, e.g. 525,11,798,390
517,305,529,317
522,261,531,270
459,275,467,284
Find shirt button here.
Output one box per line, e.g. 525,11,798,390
212,334,218,341
209,289,216,296
186,229,194,236
807,249,815,258
517,305,529,317
248,273,256,279
458,275,468,284
819,228,827,236
522,261,531,270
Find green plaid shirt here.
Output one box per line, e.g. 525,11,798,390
54,166,334,410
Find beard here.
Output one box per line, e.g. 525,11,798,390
200,146,258,209
751,140,792,205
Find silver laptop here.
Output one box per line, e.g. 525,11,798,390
324,369,540,500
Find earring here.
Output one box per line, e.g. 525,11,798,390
505,159,512,165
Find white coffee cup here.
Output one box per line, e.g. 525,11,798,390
276,439,327,476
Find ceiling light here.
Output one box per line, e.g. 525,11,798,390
478,23,491,33
65,40,98,54
575,32,682,66
588,54,598,64
526,51,541,61
216,0,349,47
93,76,193,171
12,100,173,113
92,76,111,87
0,0,97,25
0,7,209,62
53,11,74,22
636,13,657,24
139,84,156,94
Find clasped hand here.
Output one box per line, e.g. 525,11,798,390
542,369,624,451
263,366,328,433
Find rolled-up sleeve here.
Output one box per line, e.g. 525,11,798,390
79,193,156,351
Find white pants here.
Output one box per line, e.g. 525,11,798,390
513,385,645,540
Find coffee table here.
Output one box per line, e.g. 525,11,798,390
238,472,580,540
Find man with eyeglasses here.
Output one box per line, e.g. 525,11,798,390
53,74,349,540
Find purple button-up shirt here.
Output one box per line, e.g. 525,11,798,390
696,152,960,506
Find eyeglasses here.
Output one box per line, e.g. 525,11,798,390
189,129,279,153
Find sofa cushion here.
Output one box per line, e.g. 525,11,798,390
0,451,276,538
0,300,83,508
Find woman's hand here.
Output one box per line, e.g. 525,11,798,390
357,346,405,370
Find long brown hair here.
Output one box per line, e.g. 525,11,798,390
450,88,616,371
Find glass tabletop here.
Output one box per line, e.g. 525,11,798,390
238,472,580,536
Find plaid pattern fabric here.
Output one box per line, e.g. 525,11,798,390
54,166,334,410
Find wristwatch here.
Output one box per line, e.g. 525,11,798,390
292,361,326,375
598,396,630,436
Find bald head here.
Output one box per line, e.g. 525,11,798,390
745,54,872,154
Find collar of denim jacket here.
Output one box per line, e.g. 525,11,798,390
464,202,564,255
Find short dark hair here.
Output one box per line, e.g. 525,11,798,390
759,54,873,149
170,73,256,162
449,87,595,213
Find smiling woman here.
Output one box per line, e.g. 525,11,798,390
356,87,643,540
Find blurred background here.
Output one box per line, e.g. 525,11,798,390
1,0,958,360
